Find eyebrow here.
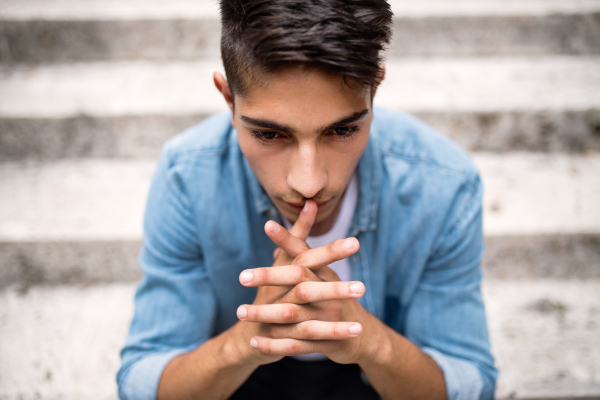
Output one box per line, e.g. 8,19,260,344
240,109,369,135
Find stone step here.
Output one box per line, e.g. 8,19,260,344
1,0,599,63
1,279,599,399
1,57,599,160
0,153,599,286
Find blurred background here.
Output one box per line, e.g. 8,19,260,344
0,0,599,398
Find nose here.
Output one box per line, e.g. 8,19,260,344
287,143,328,199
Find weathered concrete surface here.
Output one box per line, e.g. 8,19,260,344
0,154,598,286
483,234,600,280
0,114,209,160
4,0,600,20
2,110,599,161
2,58,599,117
1,58,599,160
0,279,598,399
477,153,600,236
1,0,599,63
484,280,600,399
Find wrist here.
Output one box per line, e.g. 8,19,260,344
220,321,264,369
356,314,395,368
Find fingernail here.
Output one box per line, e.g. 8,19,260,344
303,201,310,212
270,222,280,234
237,306,247,319
250,338,258,348
240,271,253,284
349,324,362,335
349,282,363,294
343,238,355,250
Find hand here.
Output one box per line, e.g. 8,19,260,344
236,200,379,365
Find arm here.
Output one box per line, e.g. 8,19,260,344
244,176,496,399
157,200,366,399
242,216,447,399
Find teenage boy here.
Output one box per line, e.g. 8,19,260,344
118,1,497,399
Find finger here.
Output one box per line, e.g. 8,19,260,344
250,337,314,356
272,248,281,260
315,266,341,282
284,281,365,304
239,265,319,287
265,220,310,260
288,199,317,240
268,320,363,340
237,303,306,324
293,237,359,270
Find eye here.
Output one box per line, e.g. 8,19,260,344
252,130,283,142
329,125,360,139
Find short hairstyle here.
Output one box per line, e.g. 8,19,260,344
219,0,393,98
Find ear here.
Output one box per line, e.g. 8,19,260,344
371,63,386,98
213,72,235,113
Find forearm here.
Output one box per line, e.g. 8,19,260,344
157,322,260,400
358,315,447,400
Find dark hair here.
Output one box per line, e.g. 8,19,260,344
219,0,393,98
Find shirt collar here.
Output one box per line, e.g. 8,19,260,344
349,122,382,237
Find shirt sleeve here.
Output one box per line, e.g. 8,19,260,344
404,174,498,400
117,146,218,400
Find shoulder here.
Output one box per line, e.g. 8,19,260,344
153,111,242,201
161,110,236,166
372,107,480,185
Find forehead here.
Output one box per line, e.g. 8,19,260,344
235,67,371,129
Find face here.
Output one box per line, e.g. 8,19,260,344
216,67,375,234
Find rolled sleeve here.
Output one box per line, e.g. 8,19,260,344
423,347,484,400
119,349,188,400
117,145,218,399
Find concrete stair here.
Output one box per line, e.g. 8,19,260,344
1,57,599,160
1,0,599,62
0,153,599,286
1,280,599,400
0,0,599,399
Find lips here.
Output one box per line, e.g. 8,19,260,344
285,199,330,212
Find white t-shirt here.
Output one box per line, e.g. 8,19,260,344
280,172,358,361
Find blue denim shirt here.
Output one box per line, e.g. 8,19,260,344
118,107,498,400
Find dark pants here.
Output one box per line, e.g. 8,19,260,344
229,357,380,399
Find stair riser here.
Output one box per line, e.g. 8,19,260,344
1,110,599,160
1,234,599,287
1,13,599,63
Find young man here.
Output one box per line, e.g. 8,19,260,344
118,1,497,399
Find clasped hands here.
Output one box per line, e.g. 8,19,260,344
236,199,378,366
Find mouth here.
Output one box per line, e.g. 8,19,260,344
285,199,330,213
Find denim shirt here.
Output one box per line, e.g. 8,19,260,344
118,107,498,400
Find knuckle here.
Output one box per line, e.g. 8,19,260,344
291,265,305,282
293,251,309,266
331,324,343,338
328,241,340,257
286,341,300,354
257,268,269,283
294,283,309,302
333,283,343,298
301,322,317,339
281,305,298,322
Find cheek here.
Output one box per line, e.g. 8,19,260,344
239,135,289,189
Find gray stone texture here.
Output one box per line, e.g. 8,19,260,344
1,235,600,287
0,114,208,160
1,280,599,399
1,110,599,161
1,14,599,63
483,234,600,279
0,241,142,287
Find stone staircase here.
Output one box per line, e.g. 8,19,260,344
0,0,599,399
